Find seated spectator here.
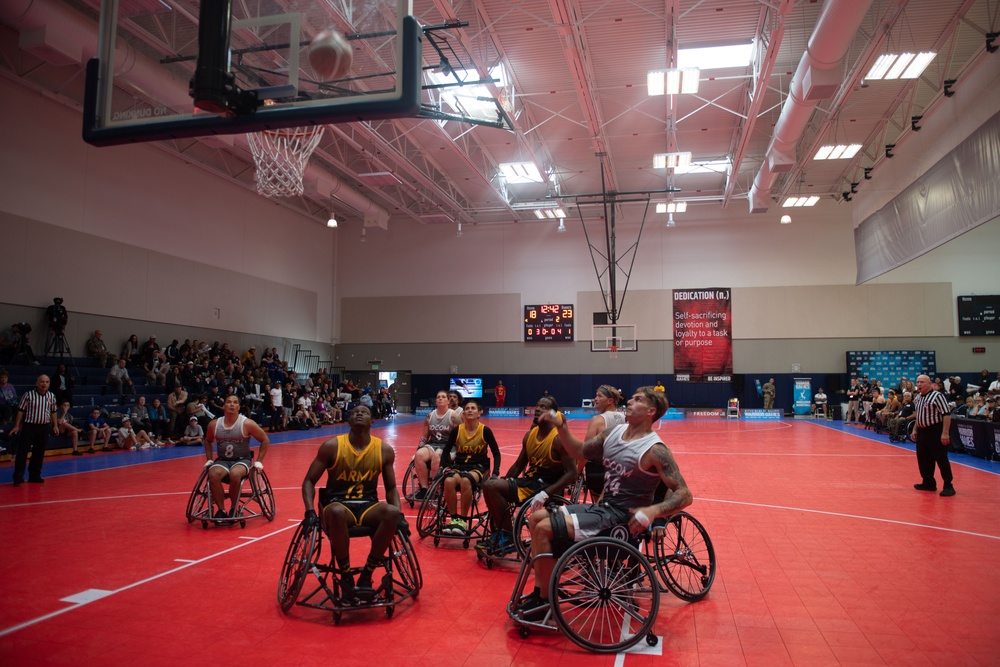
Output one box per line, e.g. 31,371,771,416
107,359,136,398
120,334,140,367
812,388,828,417
55,401,83,455
0,370,18,426
129,395,154,434
187,395,214,430
140,335,160,368
177,416,205,446
144,350,167,386
167,384,189,436
952,396,974,416
164,339,180,364
148,397,171,442
967,395,987,418
115,416,157,450
888,392,915,439
86,408,113,452
876,389,900,427
984,397,997,421
86,329,117,368
989,372,1000,398
868,387,886,422
51,363,75,405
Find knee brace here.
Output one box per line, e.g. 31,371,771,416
548,509,573,557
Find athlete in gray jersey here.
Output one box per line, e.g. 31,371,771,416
517,386,693,617
204,395,270,519
414,390,462,497
581,385,627,497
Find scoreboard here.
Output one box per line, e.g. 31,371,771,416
524,304,574,342
958,295,999,336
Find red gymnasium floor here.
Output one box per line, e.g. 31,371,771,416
2,416,999,666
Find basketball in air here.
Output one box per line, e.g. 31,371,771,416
309,30,353,81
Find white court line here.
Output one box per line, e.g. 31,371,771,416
698,497,1000,541
174,559,196,563
0,522,298,638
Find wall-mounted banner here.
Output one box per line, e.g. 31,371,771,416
673,288,733,382
793,378,812,415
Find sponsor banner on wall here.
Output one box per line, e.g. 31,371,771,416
673,288,733,382
793,378,812,415
662,408,686,420
686,408,726,418
742,409,782,420
485,407,523,417
957,422,977,452
414,407,433,417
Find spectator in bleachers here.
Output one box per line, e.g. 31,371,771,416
876,389,901,428
281,381,295,426
51,363,74,405
115,415,157,450
177,415,205,446
164,339,179,364
948,376,966,405
207,385,226,417
56,401,83,455
952,396,974,416
140,335,160,368
888,392,916,440
983,397,996,421
187,394,214,430
868,386,886,423
0,370,17,425
167,384,189,436
268,382,284,431
989,372,1000,398
144,350,167,386
120,334,140,367
86,329,116,368
107,358,136,398
241,346,256,365
148,397,170,442
967,395,987,418
129,395,153,434
86,408,113,451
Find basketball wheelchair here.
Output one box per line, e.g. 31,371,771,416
185,455,275,529
277,495,422,624
506,510,716,653
415,469,490,548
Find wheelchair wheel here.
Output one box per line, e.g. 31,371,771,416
185,468,210,524
550,537,660,654
390,530,423,596
277,523,321,613
648,511,716,602
401,459,419,508
253,468,276,521
512,495,569,559
415,477,445,539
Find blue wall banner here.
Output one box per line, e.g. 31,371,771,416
742,409,782,420
793,378,812,415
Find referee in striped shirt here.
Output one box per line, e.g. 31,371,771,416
9,374,58,485
910,374,955,497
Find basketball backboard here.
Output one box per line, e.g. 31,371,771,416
591,324,638,353
84,0,421,147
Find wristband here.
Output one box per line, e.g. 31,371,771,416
633,509,651,528
253,460,264,470
204,459,214,468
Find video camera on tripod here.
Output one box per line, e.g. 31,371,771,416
46,297,69,332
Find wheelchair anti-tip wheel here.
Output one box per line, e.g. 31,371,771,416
278,523,321,613
550,536,660,653
648,511,716,602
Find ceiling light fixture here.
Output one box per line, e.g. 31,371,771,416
666,213,676,228
557,220,567,233
499,162,544,184
655,202,687,213
327,214,338,228
533,208,567,219
456,223,463,237
653,152,692,169
814,144,862,160
781,196,820,208
647,68,700,96
360,228,367,242
780,214,792,224
865,52,936,80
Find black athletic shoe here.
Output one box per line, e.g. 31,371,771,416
913,483,937,491
28,478,44,484
414,488,428,501
72,450,83,456
517,592,548,622
12,478,24,486
339,573,356,601
214,509,227,525
939,486,956,497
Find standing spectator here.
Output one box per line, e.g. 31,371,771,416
86,329,116,368
139,335,160,367
51,363,75,406
762,377,775,410
167,384,189,436
148,397,171,443
653,379,666,394
988,371,1000,398
0,370,18,426
120,334,140,367
85,407,113,452
845,378,862,424
948,376,966,405
493,379,507,407
911,374,954,496
9,374,57,484
55,400,83,455
269,382,284,431
107,358,136,398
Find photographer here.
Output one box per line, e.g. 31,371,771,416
44,297,69,354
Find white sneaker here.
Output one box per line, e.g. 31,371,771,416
130,445,137,451
140,443,152,450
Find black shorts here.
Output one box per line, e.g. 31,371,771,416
445,465,487,487
321,497,381,525
507,477,548,503
559,502,631,542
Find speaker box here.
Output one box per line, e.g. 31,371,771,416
593,312,609,325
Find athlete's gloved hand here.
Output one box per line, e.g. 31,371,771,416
529,490,549,511
253,460,264,471
304,509,319,528
204,459,214,468
397,516,411,537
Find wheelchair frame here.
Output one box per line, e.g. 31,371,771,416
415,471,489,549
184,462,276,529
277,521,422,624
506,510,716,653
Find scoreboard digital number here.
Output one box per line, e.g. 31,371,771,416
524,304,574,342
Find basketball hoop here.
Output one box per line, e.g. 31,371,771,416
247,126,325,197
609,345,618,360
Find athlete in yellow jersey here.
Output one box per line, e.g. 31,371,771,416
479,396,577,554
438,399,501,536
302,405,402,598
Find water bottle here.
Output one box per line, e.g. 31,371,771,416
90,397,94,406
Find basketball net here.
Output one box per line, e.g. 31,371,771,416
247,126,325,197
609,345,618,360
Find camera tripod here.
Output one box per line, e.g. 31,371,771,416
44,328,80,377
